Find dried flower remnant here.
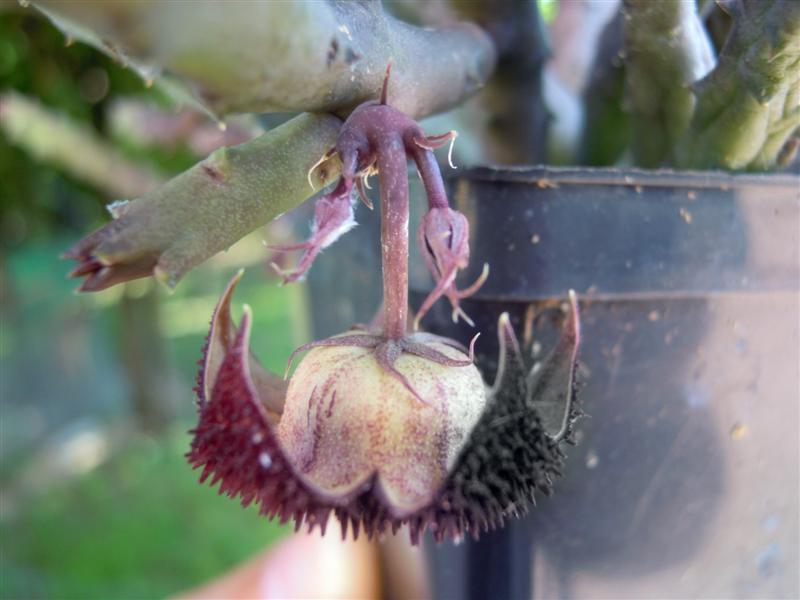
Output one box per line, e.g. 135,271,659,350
189,70,582,543
415,207,490,328
268,183,357,284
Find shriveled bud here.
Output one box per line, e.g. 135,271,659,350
420,207,470,272
188,72,583,545
416,207,488,328
269,180,357,283
278,339,486,516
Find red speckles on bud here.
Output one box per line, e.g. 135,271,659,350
415,207,489,329
278,339,486,516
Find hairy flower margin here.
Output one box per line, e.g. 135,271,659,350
188,69,583,544
188,272,581,543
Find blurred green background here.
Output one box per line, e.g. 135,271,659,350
1,8,306,599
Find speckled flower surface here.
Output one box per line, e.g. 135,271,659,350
279,340,486,515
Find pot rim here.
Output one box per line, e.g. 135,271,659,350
450,165,800,191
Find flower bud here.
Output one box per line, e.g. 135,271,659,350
188,273,582,544
419,207,470,275
416,207,488,327
278,338,487,516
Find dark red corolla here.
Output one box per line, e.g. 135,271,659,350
188,70,581,544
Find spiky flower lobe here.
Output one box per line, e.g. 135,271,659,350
278,340,486,516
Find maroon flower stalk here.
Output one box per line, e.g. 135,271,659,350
267,66,488,396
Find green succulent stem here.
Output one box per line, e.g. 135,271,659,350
676,0,800,170
623,0,715,167
137,114,345,288
31,0,495,119
580,12,629,167
44,0,498,290
66,113,342,290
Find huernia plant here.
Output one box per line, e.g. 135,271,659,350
187,71,582,543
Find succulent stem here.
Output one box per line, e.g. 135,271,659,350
676,0,800,169
32,1,496,119
623,0,715,167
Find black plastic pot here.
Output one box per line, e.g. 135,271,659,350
411,166,799,600
308,166,799,599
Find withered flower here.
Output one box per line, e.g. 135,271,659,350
188,69,582,543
